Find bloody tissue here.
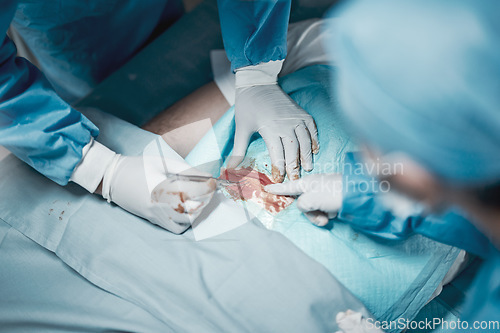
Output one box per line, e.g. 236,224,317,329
220,168,294,214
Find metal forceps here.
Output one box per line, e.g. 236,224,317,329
154,138,249,189
164,172,248,189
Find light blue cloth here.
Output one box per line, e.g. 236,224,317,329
409,253,500,333
339,175,500,331
0,221,171,332
408,299,461,333
0,107,370,332
186,65,461,327
330,0,500,186
460,248,500,332
335,153,500,328
217,0,290,71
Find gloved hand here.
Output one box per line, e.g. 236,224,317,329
70,139,216,234
335,310,384,333
264,173,342,226
101,155,216,234
228,60,319,183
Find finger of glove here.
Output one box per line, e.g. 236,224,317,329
151,179,216,219
296,191,330,213
150,205,192,234
305,117,319,154
185,197,212,216
150,190,214,228
260,128,285,183
226,127,252,169
302,194,341,215
264,178,305,195
295,123,313,172
336,311,375,333
328,210,339,219
304,211,329,227
282,135,300,181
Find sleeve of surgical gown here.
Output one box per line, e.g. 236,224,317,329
337,153,492,258
0,1,99,185
217,0,291,71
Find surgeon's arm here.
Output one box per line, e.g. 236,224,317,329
266,152,491,257
0,2,215,233
338,154,491,258
0,2,98,185
217,0,319,182
217,0,290,71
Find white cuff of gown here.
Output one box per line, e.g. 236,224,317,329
234,60,283,88
70,138,116,193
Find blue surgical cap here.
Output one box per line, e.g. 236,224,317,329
328,0,500,186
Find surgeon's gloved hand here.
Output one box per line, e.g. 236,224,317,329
335,310,384,333
100,156,216,234
70,139,216,234
264,173,342,226
228,60,319,183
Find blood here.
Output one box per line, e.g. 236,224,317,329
174,204,185,214
220,168,294,214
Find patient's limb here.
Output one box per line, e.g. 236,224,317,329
142,82,229,157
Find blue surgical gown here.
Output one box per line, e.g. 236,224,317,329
338,153,500,328
217,0,291,71
0,2,99,185
1,0,288,186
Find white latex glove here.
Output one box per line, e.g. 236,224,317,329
335,310,385,333
264,173,342,226
102,155,216,234
71,139,216,234
227,60,319,183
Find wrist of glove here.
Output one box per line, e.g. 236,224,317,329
234,60,282,88
264,173,342,226
70,139,216,234
228,61,319,182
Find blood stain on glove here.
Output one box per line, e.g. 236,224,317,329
312,139,319,155
169,191,187,203
151,188,188,211
175,204,185,214
272,165,285,183
220,168,294,214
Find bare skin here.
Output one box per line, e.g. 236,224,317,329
142,82,229,157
